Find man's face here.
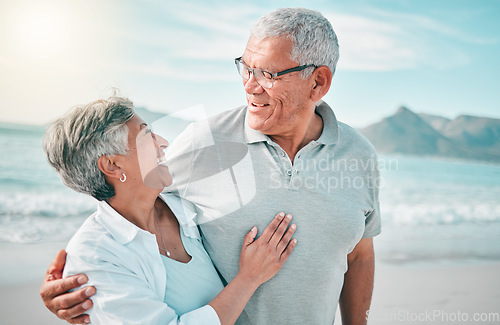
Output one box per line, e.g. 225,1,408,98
241,36,316,137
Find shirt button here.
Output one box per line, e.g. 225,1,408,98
286,169,292,176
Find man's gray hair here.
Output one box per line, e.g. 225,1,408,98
43,96,135,201
251,7,339,78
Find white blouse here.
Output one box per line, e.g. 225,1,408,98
63,194,222,325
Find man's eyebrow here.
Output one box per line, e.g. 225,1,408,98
139,123,148,129
242,57,276,72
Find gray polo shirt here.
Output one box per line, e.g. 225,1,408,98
164,101,381,325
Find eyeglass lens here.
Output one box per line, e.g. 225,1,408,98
236,60,273,88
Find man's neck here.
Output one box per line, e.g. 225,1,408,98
269,112,323,163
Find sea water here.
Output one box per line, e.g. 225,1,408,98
1,123,500,274
376,155,500,264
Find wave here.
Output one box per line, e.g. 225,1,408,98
0,191,96,243
380,201,500,227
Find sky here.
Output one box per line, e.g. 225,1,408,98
0,0,499,128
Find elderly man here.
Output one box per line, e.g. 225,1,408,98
40,7,380,325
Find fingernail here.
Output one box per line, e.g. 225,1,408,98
291,224,296,229
82,300,92,310
286,214,292,219
78,276,87,285
85,287,95,297
279,212,285,217
84,317,91,324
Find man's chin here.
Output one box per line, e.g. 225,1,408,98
247,111,272,132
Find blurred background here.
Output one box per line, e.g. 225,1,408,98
1,0,499,324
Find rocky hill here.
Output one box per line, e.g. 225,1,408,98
359,106,500,162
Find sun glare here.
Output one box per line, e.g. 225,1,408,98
14,3,70,59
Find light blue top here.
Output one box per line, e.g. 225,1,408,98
161,224,224,315
63,193,223,325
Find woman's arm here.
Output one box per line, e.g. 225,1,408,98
60,222,224,325
40,212,296,325
209,212,297,325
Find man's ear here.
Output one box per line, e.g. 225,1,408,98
97,155,122,181
310,66,332,102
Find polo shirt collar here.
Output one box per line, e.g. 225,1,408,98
244,111,269,144
243,101,339,145
315,100,339,145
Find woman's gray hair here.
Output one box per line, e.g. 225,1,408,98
43,96,135,201
250,7,339,78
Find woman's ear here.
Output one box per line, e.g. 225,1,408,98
97,155,122,180
310,66,333,102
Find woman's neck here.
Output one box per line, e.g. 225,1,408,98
107,188,161,231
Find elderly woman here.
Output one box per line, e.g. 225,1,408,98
42,96,297,325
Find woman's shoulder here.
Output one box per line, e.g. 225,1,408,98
65,212,115,262
66,201,162,266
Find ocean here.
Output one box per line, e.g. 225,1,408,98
1,122,500,284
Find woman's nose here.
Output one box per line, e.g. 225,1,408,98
154,134,169,149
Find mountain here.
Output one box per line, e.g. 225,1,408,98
418,113,451,133
442,115,500,148
360,107,500,162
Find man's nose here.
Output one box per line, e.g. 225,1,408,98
244,72,264,94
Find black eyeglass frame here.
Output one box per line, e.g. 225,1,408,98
234,57,317,88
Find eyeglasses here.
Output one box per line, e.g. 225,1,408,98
234,57,316,89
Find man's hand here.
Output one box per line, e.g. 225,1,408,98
40,250,95,324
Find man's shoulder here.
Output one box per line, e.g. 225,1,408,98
208,105,247,122
206,105,247,133
183,105,247,140
337,121,377,157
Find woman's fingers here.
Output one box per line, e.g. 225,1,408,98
241,226,258,251
268,214,292,247
276,222,296,253
259,212,285,243
239,213,298,286
280,238,297,262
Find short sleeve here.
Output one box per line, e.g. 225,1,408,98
362,152,382,238
363,201,381,238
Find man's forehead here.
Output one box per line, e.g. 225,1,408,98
242,36,293,68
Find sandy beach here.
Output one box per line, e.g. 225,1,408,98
367,262,500,325
2,241,499,325
1,242,68,325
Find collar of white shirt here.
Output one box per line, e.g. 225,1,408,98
95,193,201,246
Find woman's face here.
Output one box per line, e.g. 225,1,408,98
125,115,172,190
